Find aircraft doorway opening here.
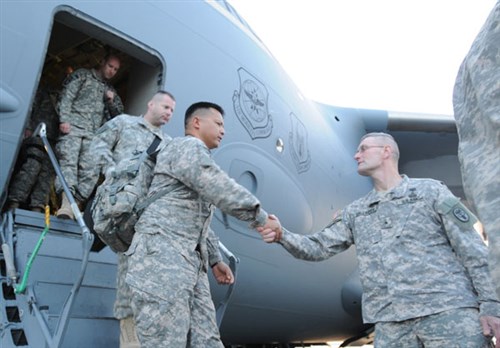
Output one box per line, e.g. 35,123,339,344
45,8,165,115
9,7,165,213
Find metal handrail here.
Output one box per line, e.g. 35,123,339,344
215,240,239,328
25,122,94,348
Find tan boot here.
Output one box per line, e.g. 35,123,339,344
120,317,140,348
56,193,74,220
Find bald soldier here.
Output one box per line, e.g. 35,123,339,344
259,133,500,347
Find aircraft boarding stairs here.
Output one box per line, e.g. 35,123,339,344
0,208,119,347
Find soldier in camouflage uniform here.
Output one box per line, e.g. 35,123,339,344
91,92,234,348
453,0,500,298
6,84,60,212
55,54,123,219
125,102,280,348
259,133,500,347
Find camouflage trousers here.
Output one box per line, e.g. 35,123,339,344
55,128,99,202
490,237,500,299
114,253,134,320
127,245,223,348
459,140,500,298
8,138,54,209
374,307,493,347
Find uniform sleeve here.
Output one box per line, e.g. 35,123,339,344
435,184,500,317
166,139,268,227
90,118,121,175
27,88,44,131
104,85,124,120
57,71,85,124
206,227,223,267
279,212,354,261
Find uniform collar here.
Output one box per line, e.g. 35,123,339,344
91,68,104,82
366,175,409,206
139,116,165,139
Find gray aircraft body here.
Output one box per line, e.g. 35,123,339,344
0,1,463,347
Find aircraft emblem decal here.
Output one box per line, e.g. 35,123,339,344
289,112,311,173
233,67,273,139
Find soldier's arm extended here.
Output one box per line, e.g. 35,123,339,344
165,137,268,227
276,213,354,262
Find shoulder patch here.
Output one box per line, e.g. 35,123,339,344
452,207,470,223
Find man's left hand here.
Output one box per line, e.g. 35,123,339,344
211,261,234,285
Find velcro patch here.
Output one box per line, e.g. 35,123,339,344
453,207,470,223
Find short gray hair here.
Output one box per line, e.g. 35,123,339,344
360,132,400,161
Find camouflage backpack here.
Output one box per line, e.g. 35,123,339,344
91,136,161,252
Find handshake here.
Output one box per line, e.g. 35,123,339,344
257,214,282,243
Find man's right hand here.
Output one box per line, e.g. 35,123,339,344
258,214,282,243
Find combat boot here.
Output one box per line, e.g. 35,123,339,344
120,317,140,348
6,201,20,210
56,193,74,220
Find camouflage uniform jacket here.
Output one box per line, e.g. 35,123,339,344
58,68,123,132
453,0,500,294
279,175,500,323
91,115,224,265
128,135,268,287
28,86,60,142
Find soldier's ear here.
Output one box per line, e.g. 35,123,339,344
192,116,202,130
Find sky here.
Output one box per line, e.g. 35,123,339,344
228,0,496,115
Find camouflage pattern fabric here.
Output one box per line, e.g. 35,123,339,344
128,249,223,348
125,135,268,347
8,139,54,209
55,127,95,201
90,114,168,320
375,308,493,347
453,0,500,297
28,85,60,141
90,115,224,321
279,176,500,329
8,86,59,209
55,68,123,199
58,68,123,131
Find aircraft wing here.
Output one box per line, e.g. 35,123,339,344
315,103,464,200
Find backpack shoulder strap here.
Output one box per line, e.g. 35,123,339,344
146,135,162,157
122,135,162,177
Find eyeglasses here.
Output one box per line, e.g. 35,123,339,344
355,145,385,154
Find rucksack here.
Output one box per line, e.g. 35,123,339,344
91,136,162,252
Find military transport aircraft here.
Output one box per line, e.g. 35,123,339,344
0,0,462,347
